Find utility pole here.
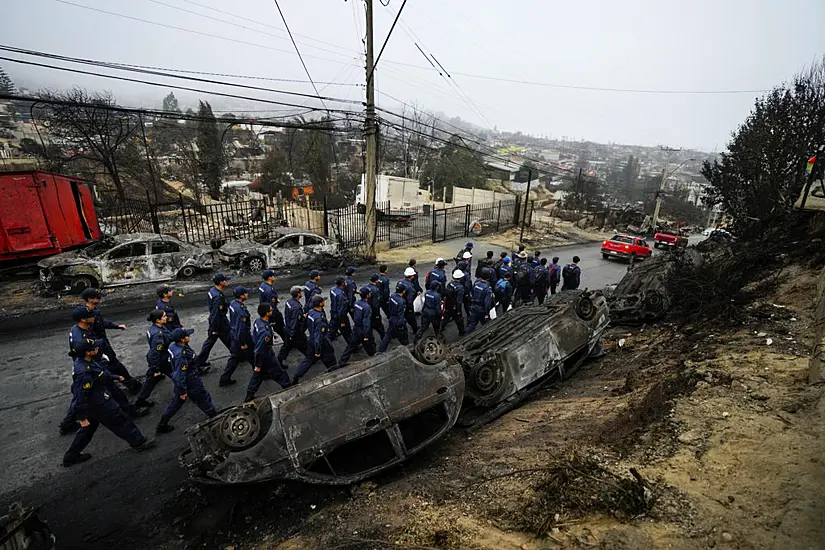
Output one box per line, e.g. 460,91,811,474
651,146,679,233
519,169,533,244
364,0,377,258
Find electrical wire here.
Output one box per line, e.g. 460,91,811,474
368,0,407,86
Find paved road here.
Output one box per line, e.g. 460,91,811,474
0,240,634,549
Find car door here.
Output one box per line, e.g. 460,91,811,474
99,242,151,286
265,234,302,267
147,239,184,281
302,234,336,256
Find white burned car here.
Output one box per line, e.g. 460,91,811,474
217,228,338,272
38,233,213,293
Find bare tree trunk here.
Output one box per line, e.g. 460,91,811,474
809,265,825,383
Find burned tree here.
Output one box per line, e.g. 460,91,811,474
35,88,139,204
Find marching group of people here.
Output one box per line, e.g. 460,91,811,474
58,242,583,467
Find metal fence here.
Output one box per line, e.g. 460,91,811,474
96,194,531,251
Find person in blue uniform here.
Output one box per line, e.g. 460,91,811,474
366,274,385,339
344,266,357,314
134,309,172,408
512,251,534,306
456,260,473,316
258,269,285,338
339,287,377,366
329,276,352,341
549,256,561,295
400,267,419,333
156,328,218,433
441,270,466,337
60,307,147,436
197,273,231,369
377,265,391,316
155,284,182,331
62,339,155,466
532,257,551,305
244,304,291,402
278,286,308,366
219,286,253,387
494,273,514,316
80,288,141,393
425,259,448,291
408,259,423,295
415,281,443,342
303,270,322,313
561,256,582,290
293,295,337,384
498,256,513,281
378,282,409,353
467,268,494,333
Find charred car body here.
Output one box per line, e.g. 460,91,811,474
180,346,464,485
607,248,702,324
217,228,338,272
0,502,55,550
38,233,213,293
443,290,609,426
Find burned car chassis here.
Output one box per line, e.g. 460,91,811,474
180,291,610,486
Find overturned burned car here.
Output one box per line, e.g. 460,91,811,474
443,290,609,426
217,228,338,272
607,248,702,324
180,346,463,485
0,502,54,550
38,233,213,294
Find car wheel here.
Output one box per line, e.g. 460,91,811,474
415,335,446,365
629,253,637,264
178,265,196,279
602,253,609,260
654,242,659,249
70,275,98,294
247,256,265,272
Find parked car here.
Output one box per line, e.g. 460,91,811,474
38,233,213,293
217,228,338,272
179,346,464,485
653,231,688,249
601,234,652,262
703,227,731,237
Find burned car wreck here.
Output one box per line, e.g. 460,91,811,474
0,502,55,550
38,233,213,294
442,290,609,427
217,228,339,272
607,248,703,324
180,346,464,485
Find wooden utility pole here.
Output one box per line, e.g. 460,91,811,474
519,169,533,243
364,0,377,258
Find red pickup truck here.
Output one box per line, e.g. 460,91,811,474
601,235,652,262
653,231,688,249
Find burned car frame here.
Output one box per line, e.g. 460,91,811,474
217,228,338,272
38,233,213,294
180,346,464,485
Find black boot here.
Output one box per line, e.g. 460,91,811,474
130,405,150,418
134,398,155,408
156,415,174,434
244,392,255,402
124,379,142,394
62,453,92,467
218,378,237,387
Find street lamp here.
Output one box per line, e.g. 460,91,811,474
651,157,694,232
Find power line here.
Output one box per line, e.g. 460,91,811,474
368,0,407,86
0,55,361,115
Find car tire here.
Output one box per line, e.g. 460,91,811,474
178,265,196,279
70,275,98,294
246,256,265,272
629,253,637,264
602,253,609,260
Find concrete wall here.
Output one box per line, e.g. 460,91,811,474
451,187,513,206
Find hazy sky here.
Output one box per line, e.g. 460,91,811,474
3,0,823,150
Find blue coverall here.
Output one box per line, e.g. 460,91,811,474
379,293,409,352
246,318,291,400
339,299,376,365
221,299,253,384
467,280,493,333
162,342,217,419
197,286,231,367
294,308,337,379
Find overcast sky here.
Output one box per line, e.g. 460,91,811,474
3,0,823,150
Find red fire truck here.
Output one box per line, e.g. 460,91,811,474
0,170,101,263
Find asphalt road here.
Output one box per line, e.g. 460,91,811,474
0,240,635,549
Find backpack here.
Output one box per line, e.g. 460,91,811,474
444,282,458,304
534,266,549,286
514,264,530,285
562,264,576,278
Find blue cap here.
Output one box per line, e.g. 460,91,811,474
503,257,511,264
80,288,104,301
73,337,99,356
430,281,442,291
466,242,473,248
213,273,230,284
359,286,371,297
233,285,251,298
395,281,406,293
345,266,356,275
335,276,346,286
370,273,379,282
262,269,277,279
309,270,320,279
72,305,95,322
170,328,195,341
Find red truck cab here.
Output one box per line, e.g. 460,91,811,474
653,231,688,249
601,234,652,262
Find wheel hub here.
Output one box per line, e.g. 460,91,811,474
417,336,446,365
219,408,261,449
470,363,502,395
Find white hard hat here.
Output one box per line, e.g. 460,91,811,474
436,257,445,264
462,251,472,259
404,267,416,277
452,269,464,279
